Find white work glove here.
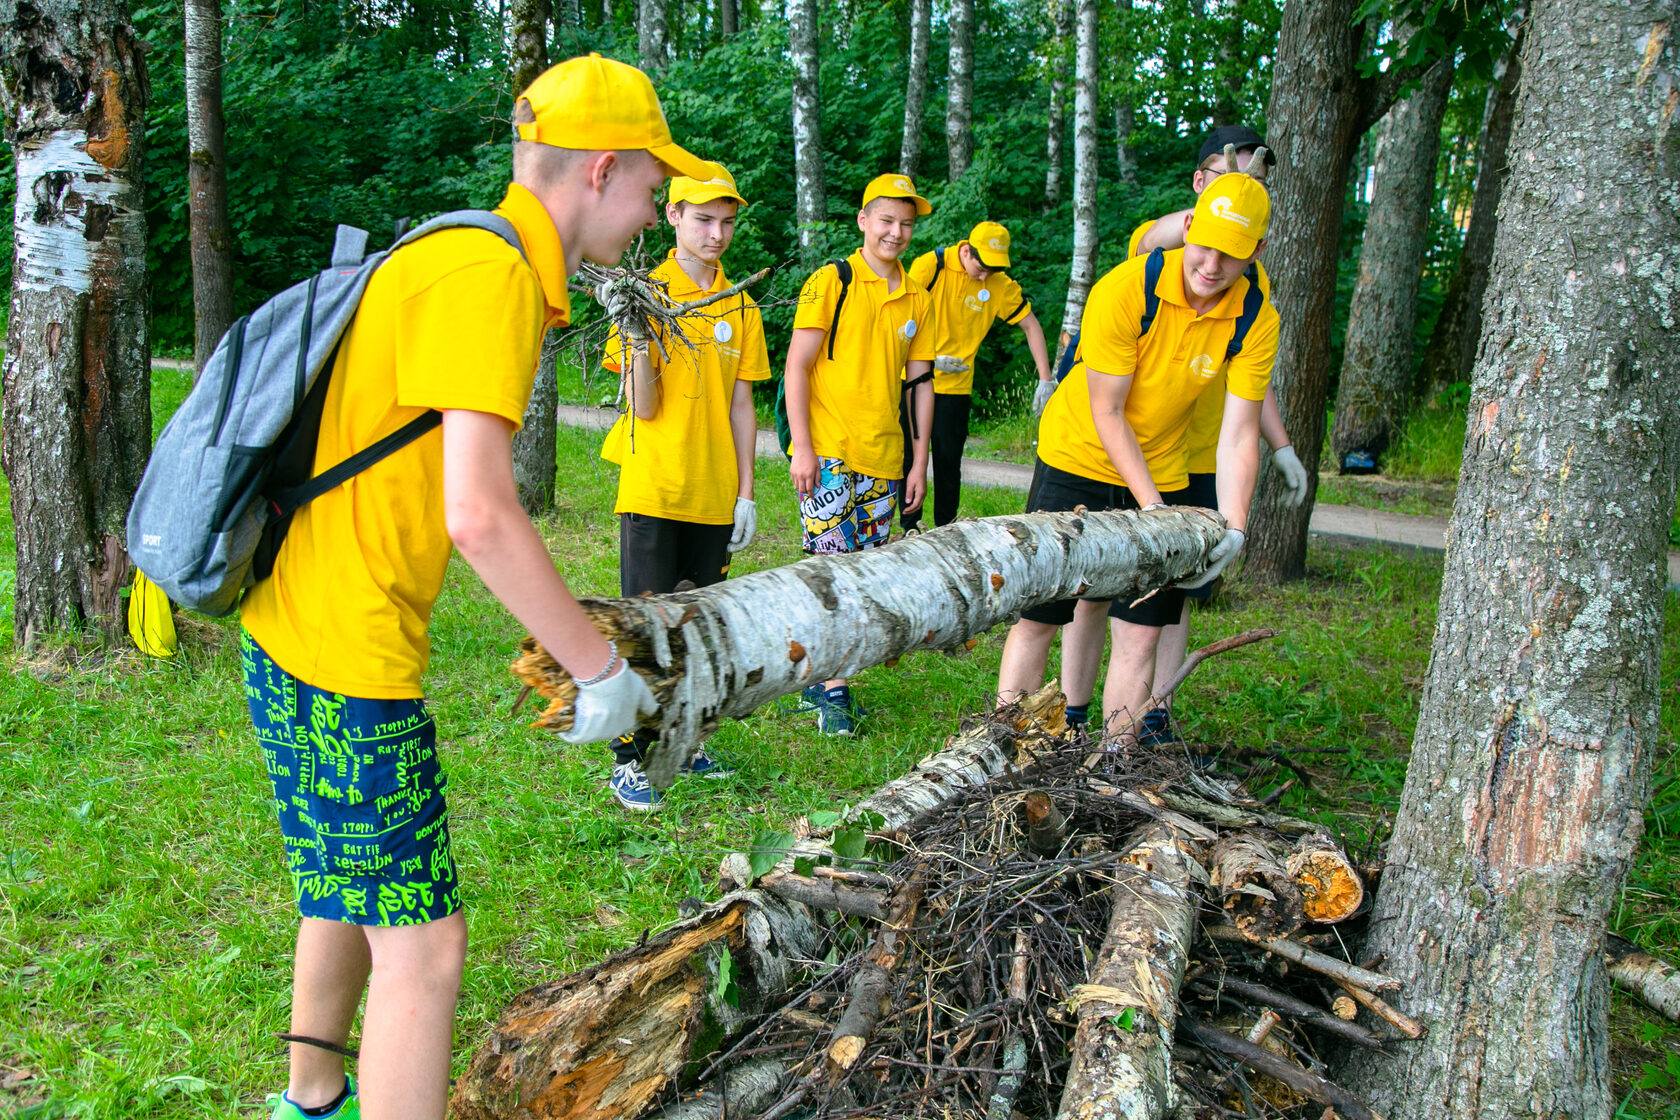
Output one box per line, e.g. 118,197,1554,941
560,658,657,744
601,285,647,342
1176,528,1245,589
1271,445,1309,508
933,354,970,374
1032,379,1057,416
728,496,758,553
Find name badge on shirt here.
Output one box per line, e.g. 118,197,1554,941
900,319,919,341
714,320,733,343
977,289,991,303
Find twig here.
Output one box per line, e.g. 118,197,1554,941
1181,1020,1384,1120
1337,980,1426,1039
1189,977,1388,1048
1099,628,1280,743
1205,925,1401,991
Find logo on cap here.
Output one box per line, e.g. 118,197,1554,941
988,238,1002,250
894,178,911,192
1208,197,1251,228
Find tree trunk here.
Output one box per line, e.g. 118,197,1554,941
1240,0,1368,583
1057,0,1098,365
510,0,549,92
184,0,232,380
1343,5,1680,1116
1113,99,1135,183
898,0,928,178
0,0,152,650
788,0,825,261
637,0,666,72
1330,51,1454,469
1043,0,1072,208
1417,17,1526,397
508,0,555,515
1111,0,1135,182
1212,0,1248,125
718,0,733,37
944,0,973,180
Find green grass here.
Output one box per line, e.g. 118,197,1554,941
1,377,1676,1116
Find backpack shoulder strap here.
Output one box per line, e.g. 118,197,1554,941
826,257,853,361
1226,262,1266,360
393,210,528,264
1054,332,1082,383
1139,247,1165,338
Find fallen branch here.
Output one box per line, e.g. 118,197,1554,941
1209,831,1305,940
1337,980,1425,1039
1025,792,1071,856
1608,933,1680,1023
1181,1019,1383,1120
1204,925,1401,991
1189,976,1387,1048
985,932,1033,1120
758,869,889,920
824,874,928,1081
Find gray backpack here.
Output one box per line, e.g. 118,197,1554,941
127,211,527,617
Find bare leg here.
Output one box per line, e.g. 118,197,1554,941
996,618,1061,704
358,911,469,1120
287,917,372,1108
1103,618,1165,739
1058,599,1112,708
1152,600,1193,709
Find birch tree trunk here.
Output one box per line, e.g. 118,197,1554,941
1056,0,1098,367
1111,0,1135,183
0,0,152,649
718,0,733,37
1417,17,1526,397
1343,5,1680,1116
898,0,928,178
788,0,825,261
944,0,973,180
637,0,666,72
509,0,556,515
184,0,232,380
1043,0,1072,209
1330,51,1454,469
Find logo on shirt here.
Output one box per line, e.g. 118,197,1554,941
1190,354,1218,380
713,320,733,344
900,319,918,341
1208,196,1251,228
976,288,991,303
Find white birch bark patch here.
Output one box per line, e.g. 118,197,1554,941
14,129,132,294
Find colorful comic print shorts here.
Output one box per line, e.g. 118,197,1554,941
241,630,461,926
800,458,900,554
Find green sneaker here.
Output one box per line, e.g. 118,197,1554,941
267,1076,359,1119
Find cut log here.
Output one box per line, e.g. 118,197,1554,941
1180,1020,1381,1120
449,891,819,1120
1026,792,1071,856
511,506,1227,787
1208,832,1305,940
1204,925,1401,991
1608,933,1680,1024
756,869,889,919
1056,823,1205,1120
1286,832,1365,924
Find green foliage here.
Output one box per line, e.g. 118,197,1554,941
1356,0,1515,84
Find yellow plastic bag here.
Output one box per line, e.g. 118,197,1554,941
128,570,177,658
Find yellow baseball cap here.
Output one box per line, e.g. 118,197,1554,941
669,161,747,207
1186,172,1270,259
514,54,710,181
968,221,1011,268
861,173,932,216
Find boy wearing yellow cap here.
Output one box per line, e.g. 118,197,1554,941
598,161,770,809
996,170,1277,742
242,55,709,1120
901,222,1052,528
783,173,936,735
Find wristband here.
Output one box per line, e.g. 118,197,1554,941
575,640,620,687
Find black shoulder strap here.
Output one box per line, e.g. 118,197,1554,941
1139,247,1165,338
826,257,853,361
268,410,442,518
1226,262,1266,360
929,246,946,297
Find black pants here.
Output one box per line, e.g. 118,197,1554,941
900,392,973,529
614,513,732,763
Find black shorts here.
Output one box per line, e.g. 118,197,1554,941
1019,461,1188,629
619,513,732,597
1180,472,1218,602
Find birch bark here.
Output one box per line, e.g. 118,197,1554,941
788,0,825,260
718,0,733,36
1043,0,1072,208
184,0,232,380
0,0,152,649
944,0,973,180
509,0,556,515
898,0,928,178
637,0,666,72
1343,4,1680,1115
1056,0,1098,366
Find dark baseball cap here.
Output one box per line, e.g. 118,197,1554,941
1197,125,1277,168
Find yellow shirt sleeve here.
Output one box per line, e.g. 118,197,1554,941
907,287,936,363
994,272,1031,325
1224,301,1280,402
736,296,772,382
394,258,542,427
602,324,625,373
1127,219,1155,259
908,251,937,290
793,265,841,333
1079,269,1145,378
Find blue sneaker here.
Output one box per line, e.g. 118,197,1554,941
609,761,663,811
1341,450,1378,474
816,687,864,737
1138,708,1180,747
683,749,735,779
779,684,826,714
268,1077,359,1119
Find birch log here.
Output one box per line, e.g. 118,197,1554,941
1209,832,1304,940
1607,934,1680,1024
450,891,819,1120
1056,823,1204,1120
514,507,1225,788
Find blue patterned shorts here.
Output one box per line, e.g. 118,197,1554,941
241,630,461,926
800,458,900,554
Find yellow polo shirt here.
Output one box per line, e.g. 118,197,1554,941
792,250,936,479
241,184,571,698
1037,248,1278,493
907,244,1032,395
600,253,771,524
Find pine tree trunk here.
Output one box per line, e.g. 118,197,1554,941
637,0,666,72
184,0,232,380
1417,18,1526,397
1240,0,1367,583
718,0,733,37
0,0,152,650
1056,0,1098,365
1043,0,1072,208
944,0,973,180
788,0,825,261
508,0,555,516
1330,51,1454,468
1342,5,1680,1116
898,0,928,178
